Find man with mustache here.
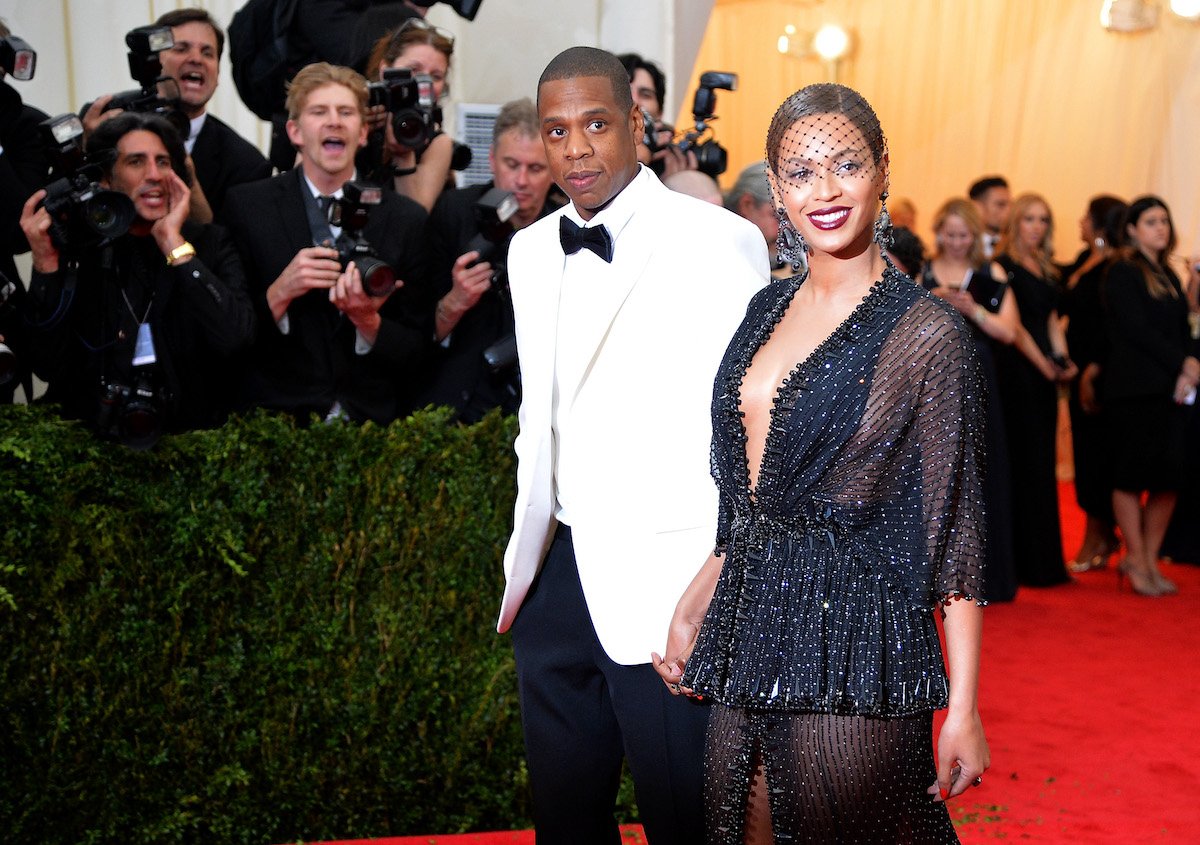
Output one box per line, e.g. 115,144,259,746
496,46,767,844
223,62,434,424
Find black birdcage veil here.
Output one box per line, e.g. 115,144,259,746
764,83,893,267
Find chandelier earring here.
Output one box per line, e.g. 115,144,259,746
776,206,809,272
873,191,894,250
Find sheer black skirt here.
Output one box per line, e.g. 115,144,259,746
705,704,959,844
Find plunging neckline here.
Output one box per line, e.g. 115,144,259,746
737,271,894,503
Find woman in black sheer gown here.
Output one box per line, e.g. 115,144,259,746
920,197,1020,602
652,84,989,844
992,193,1074,587
1060,196,1126,572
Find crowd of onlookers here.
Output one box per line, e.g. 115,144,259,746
2,6,1196,593
856,177,1198,598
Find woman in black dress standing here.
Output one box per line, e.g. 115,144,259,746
993,193,1074,587
1102,196,1199,595
1060,196,1126,572
921,197,1020,602
653,84,989,844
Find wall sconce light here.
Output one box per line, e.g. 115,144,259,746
1170,0,1200,19
777,23,853,82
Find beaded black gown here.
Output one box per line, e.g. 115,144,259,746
683,268,987,844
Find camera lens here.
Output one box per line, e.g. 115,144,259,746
355,257,396,297
84,191,136,238
391,110,430,150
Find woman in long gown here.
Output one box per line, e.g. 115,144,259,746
1102,196,1199,595
920,198,1020,602
992,194,1074,587
652,84,989,844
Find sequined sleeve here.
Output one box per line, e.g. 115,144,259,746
909,301,988,605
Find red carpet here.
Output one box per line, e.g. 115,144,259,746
305,483,1200,844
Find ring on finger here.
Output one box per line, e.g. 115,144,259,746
972,776,983,787
668,682,681,693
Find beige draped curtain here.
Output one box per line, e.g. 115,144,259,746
684,0,1200,261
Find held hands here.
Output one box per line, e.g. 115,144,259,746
650,606,705,698
928,707,990,803
20,189,59,274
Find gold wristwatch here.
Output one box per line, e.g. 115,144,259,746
165,242,196,266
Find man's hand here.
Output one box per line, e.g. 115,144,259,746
151,171,195,259
330,262,399,347
81,94,120,138
19,189,60,274
184,156,214,224
266,246,343,322
435,250,492,340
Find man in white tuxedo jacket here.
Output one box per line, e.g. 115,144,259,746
497,47,767,844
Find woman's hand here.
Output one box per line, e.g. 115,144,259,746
929,707,990,802
650,550,725,697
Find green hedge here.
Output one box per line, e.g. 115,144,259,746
0,405,533,843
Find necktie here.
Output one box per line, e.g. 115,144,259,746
559,216,614,263
317,195,335,222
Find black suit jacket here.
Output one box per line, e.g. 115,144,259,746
223,167,435,423
190,113,272,225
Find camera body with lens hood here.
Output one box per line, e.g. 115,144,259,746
327,181,397,298
368,67,439,152
37,114,135,251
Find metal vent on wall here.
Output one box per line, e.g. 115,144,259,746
455,103,502,187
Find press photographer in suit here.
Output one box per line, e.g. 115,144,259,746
223,62,434,424
153,7,272,224
496,47,767,843
415,97,557,422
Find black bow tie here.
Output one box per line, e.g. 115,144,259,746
559,216,614,263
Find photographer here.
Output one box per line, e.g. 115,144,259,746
361,19,456,212
19,112,255,446
414,97,557,421
0,19,49,402
153,8,271,224
617,52,697,177
82,13,270,226
223,62,434,425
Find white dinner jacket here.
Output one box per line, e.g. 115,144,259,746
496,167,769,665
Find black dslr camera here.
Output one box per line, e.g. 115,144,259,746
465,187,519,288
38,114,135,250
98,368,167,451
679,71,736,177
0,33,36,81
102,25,189,140
327,182,396,297
645,71,737,178
368,68,440,152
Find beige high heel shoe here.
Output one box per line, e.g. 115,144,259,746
1117,559,1162,597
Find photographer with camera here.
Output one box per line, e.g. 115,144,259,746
223,62,434,425
361,19,458,212
81,14,270,226
0,19,48,403
412,97,558,422
19,111,255,447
